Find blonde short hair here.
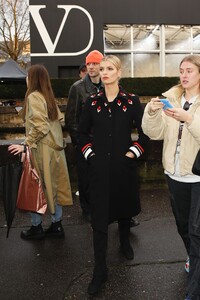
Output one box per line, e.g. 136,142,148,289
101,55,121,70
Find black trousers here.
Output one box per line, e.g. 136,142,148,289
166,176,200,298
118,218,131,243
92,218,131,273
76,148,91,215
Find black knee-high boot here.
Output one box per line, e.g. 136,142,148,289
118,218,134,260
87,230,108,295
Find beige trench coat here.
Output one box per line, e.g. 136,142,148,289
21,91,73,214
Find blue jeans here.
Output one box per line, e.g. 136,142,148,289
30,204,63,226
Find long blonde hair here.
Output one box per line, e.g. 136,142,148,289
180,54,200,72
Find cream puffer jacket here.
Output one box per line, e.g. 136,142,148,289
142,85,200,175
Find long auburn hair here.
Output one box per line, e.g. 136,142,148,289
24,64,58,121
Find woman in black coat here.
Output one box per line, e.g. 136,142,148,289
78,55,149,295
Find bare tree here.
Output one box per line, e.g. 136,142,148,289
0,0,29,62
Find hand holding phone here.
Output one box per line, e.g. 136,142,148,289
160,99,173,110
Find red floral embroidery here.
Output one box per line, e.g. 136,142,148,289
128,99,133,105
117,100,121,106
97,106,101,113
92,101,97,106
123,105,127,112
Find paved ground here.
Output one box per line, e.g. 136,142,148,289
0,185,188,300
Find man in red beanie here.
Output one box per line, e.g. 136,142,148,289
65,50,104,222
85,50,104,65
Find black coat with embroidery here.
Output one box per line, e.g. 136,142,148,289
78,87,149,232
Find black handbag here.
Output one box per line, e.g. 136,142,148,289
192,150,200,175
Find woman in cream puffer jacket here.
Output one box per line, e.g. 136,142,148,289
142,84,200,175
142,54,200,300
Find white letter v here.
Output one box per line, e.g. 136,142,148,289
29,5,71,55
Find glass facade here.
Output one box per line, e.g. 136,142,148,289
104,24,200,77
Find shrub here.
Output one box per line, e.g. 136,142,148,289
0,77,179,99
120,77,179,96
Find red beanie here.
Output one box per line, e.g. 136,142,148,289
86,50,104,64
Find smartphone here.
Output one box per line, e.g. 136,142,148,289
160,99,173,110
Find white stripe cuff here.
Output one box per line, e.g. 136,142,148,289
129,146,140,158
84,148,93,160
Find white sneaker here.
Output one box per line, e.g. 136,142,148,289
185,256,189,273
75,191,79,196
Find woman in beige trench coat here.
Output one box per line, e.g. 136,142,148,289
8,64,73,240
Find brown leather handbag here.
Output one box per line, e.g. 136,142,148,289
16,146,47,214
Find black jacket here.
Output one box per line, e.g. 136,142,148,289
78,86,149,232
65,74,103,145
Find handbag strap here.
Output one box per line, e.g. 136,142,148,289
25,146,34,169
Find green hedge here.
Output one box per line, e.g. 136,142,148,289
0,78,79,100
51,77,78,98
120,77,179,96
0,82,27,99
0,77,179,99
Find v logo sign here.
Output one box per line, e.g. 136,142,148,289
29,5,94,56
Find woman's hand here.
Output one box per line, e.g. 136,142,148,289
125,151,135,159
164,108,193,123
8,144,24,155
149,97,164,112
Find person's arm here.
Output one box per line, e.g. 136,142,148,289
142,99,165,140
185,113,200,145
8,93,50,155
77,98,94,160
127,96,149,159
65,84,82,146
25,93,50,148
